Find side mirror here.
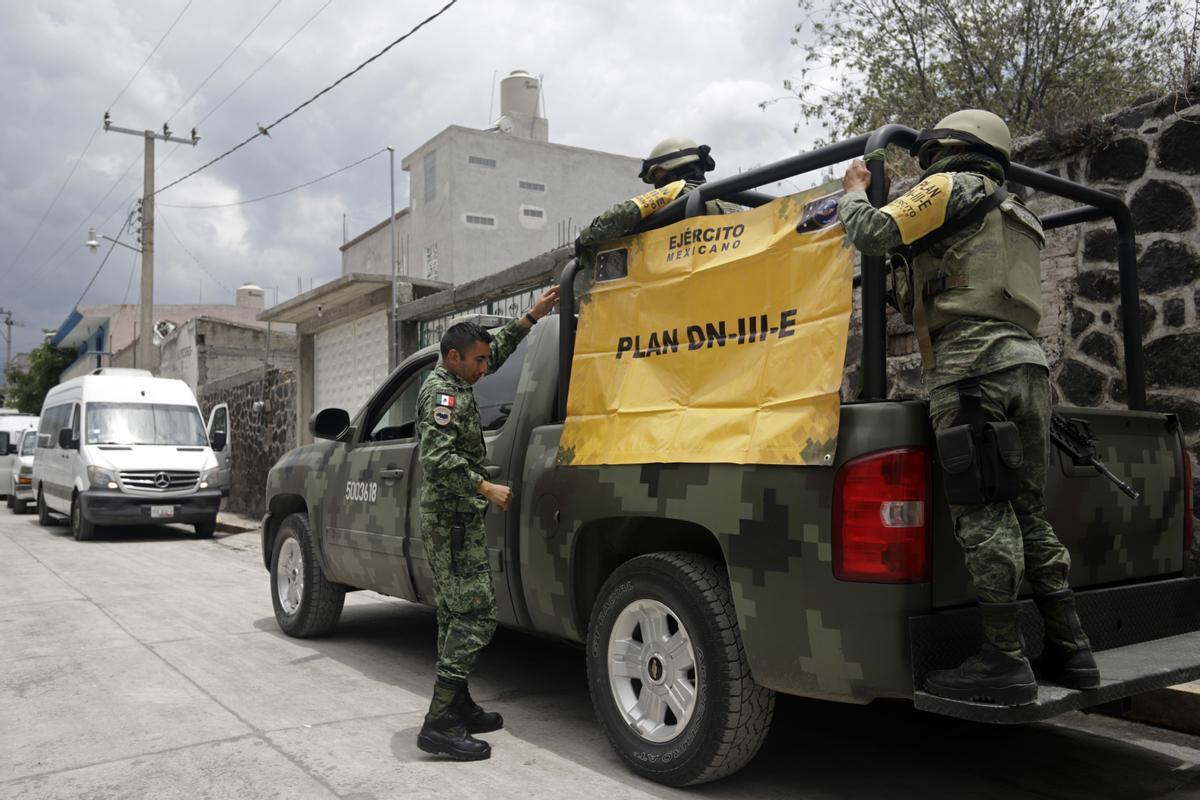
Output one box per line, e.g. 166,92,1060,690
211,430,227,452
0,433,8,455
57,428,78,450
310,408,351,442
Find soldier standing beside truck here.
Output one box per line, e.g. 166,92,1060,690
415,287,560,760
837,109,1099,706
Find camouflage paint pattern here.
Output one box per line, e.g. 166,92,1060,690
263,311,1189,706
928,363,1072,604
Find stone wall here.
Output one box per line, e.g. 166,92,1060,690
843,87,1200,522
198,367,297,518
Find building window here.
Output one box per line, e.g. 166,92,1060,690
464,214,496,227
425,244,439,280
423,151,436,203
519,180,546,192
468,155,496,168
522,208,544,218
518,205,547,230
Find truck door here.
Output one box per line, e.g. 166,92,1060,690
323,358,434,601
205,403,231,496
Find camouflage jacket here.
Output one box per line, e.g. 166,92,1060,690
837,173,1047,390
416,319,529,512
577,180,741,251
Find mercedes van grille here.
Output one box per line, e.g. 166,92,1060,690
119,470,200,492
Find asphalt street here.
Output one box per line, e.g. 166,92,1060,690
3,510,1200,800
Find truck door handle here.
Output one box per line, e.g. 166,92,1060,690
380,468,405,480
484,465,501,478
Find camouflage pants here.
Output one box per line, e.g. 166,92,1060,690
420,507,497,682
929,363,1072,603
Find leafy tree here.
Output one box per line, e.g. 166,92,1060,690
772,0,1187,141
4,344,77,414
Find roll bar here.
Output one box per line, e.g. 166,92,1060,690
557,127,1145,420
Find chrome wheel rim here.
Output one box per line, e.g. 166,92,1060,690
607,598,698,743
276,537,304,615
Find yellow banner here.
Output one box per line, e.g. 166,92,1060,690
560,182,854,466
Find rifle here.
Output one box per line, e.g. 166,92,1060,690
1050,414,1140,501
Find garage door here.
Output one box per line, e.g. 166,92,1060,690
314,309,389,416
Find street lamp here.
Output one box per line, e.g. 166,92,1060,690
84,226,142,255
85,228,100,254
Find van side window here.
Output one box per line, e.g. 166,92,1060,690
38,404,70,448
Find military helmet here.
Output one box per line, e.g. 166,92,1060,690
912,109,1012,169
638,136,716,184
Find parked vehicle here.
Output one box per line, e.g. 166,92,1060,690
7,429,37,514
32,368,222,540
260,129,1199,787
205,403,232,497
0,412,39,503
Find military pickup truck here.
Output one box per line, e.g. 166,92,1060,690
262,127,1200,787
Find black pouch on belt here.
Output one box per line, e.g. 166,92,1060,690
936,423,986,505
981,421,1022,502
449,517,467,575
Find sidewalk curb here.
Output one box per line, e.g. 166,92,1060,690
1114,684,1200,736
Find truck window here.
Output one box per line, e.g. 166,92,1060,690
85,403,208,446
368,363,435,442
475,338,528,430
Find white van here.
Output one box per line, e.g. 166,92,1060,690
32,368,223,540
0,412,39,502
7,428,38,513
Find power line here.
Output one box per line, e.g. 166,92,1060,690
156,0,459,196
1,0,194,279
165,0,285,126
159,147,387,208
121,248,139,307
156,209,234,294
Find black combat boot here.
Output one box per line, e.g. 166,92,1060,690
924,601,1038,706
456,681,504,734
417,676,492,761
1034,589,1101,690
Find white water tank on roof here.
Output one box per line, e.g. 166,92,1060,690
236,283,265,310
500,70,541,118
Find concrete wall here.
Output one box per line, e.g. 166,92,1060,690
158,318,299,395
842,87,1200,522
198,366,297,518
340,211,412,278
401,126,645,285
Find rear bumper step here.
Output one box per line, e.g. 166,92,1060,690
914,630,1200,723
909,577,1200,723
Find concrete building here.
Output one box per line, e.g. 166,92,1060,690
157,317,299,396
53,284,293,381
266,70,648,440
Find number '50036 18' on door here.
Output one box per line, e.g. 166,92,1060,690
345,481,377,502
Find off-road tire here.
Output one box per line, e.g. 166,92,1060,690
270,512,346,637
37,487,54,527
193,517,217,539
71,494,97,541
586,552,775,786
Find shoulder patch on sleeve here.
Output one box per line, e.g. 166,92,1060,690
631,179,687,219
433,406,452,426
436,393,456,408
880,173,954,244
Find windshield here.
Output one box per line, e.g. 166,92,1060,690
20,431,36,454
85,403,208,446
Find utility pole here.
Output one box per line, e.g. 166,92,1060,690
103,114,198,370
0,308,27,379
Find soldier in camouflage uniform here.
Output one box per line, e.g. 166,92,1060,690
576,136,739,255
837,110,1098,705
415,287,560,760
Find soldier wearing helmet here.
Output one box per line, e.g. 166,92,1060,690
837,110,1099,706
576,136,738,254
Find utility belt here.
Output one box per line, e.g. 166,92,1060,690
935,377,1023,506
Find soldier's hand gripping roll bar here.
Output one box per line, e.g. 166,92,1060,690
1050,415,1141,500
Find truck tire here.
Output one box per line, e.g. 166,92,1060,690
586,552,775,786
71,494,97,541
270,512,345,637
37,487,54,527
193,517,217,539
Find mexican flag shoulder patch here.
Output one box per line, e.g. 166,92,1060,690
436,393,456,408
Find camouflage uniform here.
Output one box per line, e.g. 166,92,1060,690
417,319,529,681
577,180,740,251
837,164,1071,605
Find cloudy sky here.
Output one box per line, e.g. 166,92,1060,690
0,0,830,365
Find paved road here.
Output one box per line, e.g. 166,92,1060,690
3,511,1200,799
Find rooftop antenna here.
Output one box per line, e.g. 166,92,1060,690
488,69,498,125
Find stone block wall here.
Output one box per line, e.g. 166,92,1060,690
198,367,297,518
842,87,1200,527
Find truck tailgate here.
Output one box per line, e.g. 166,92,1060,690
932,406,1188,607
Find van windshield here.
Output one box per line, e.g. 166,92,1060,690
85,403,208,446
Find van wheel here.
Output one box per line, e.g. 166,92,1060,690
270,512,345,637
5,495,12,509
13,498,27,515
37,488,54,527
71,494,97,541
587,552,775,787
194,518,217,539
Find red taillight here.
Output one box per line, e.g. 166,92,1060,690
833,448,930,583
1184,450,1194,557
